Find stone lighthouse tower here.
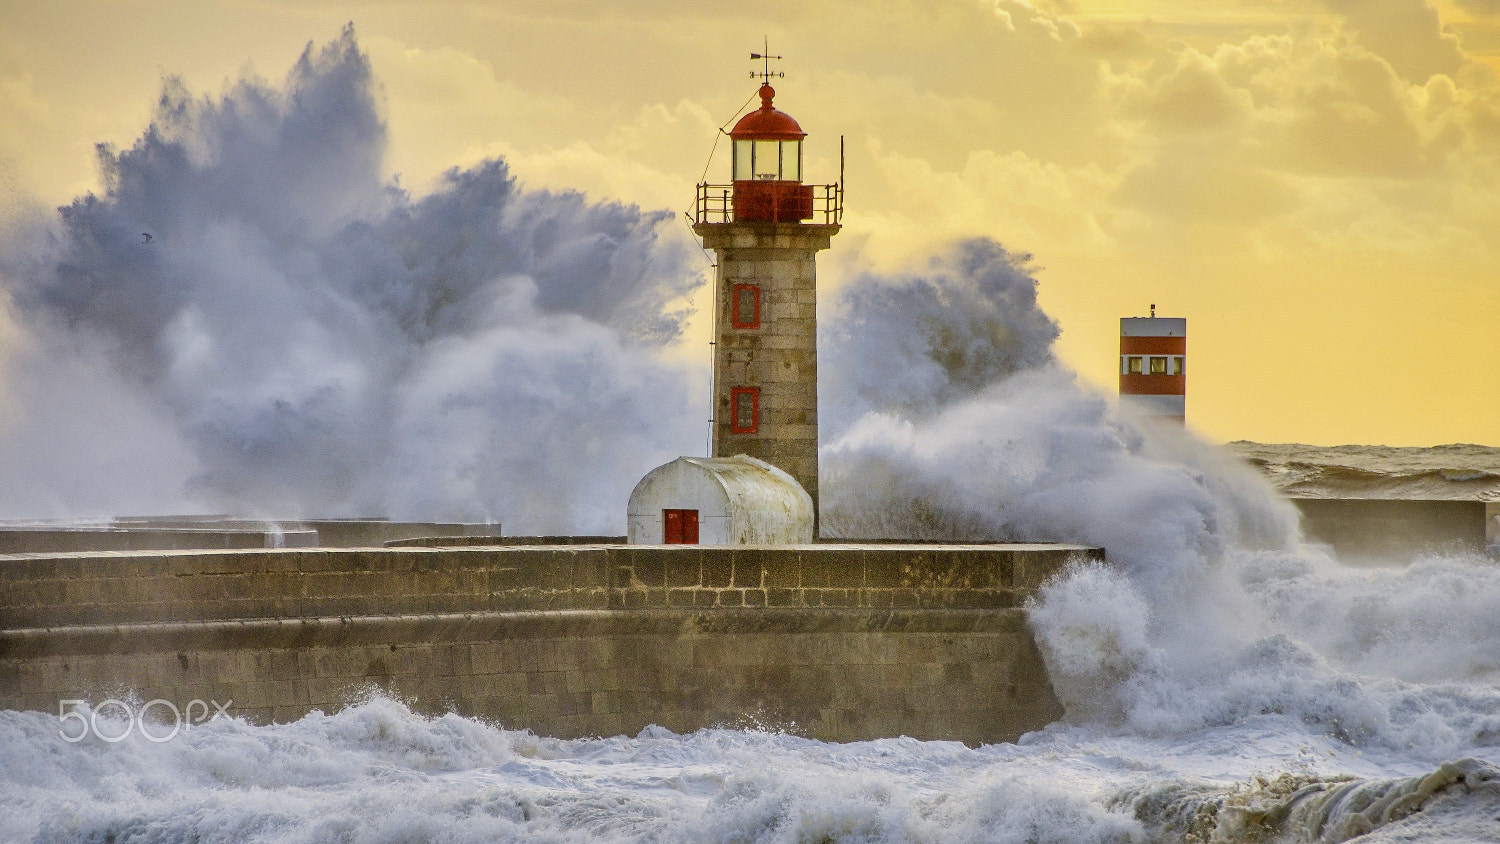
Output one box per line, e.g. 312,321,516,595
691,61,842,521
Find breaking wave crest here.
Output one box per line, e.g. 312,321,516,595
1116,758,1500,843
5,694,1497,843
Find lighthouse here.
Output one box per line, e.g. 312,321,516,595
628,50,841,544
1119,305,1186,423
691,57,842,521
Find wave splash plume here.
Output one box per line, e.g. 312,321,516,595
0,26,702,532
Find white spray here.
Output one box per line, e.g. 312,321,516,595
0,28,705,532
817,239,1500,762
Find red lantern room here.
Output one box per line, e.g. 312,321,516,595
729,84,813,222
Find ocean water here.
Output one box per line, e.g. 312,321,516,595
4,30,1500,843
1226,442,1500,501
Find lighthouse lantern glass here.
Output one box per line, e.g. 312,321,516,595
753,140,779,179
734,140,753,181
734,138,803,182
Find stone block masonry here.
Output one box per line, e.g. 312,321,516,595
0,543,1100,745
695,222,839,518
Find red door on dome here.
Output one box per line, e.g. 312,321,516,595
663,509,699,544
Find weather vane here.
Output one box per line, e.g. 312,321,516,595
750,36,783,85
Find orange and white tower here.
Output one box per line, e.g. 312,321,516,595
691,48,842,519
1119,305,1186,423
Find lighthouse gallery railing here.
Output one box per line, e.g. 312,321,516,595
694,183,843,225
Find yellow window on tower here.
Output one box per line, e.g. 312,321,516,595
1150,357,1168,374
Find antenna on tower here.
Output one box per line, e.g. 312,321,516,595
750,36,784,84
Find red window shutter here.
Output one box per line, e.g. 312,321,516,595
730,387,759,434
732,284,760,329
682,510,699,544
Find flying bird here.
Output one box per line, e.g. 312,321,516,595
142,233,152,243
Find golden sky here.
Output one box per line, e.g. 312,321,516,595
1,0,1496,447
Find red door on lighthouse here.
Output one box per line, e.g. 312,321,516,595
663,509,699,544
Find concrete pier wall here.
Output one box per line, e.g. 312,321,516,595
0,519,501,553
0,543,1097,745
1290,498,1499,559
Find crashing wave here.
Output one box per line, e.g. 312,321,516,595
1117,758,1500,843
